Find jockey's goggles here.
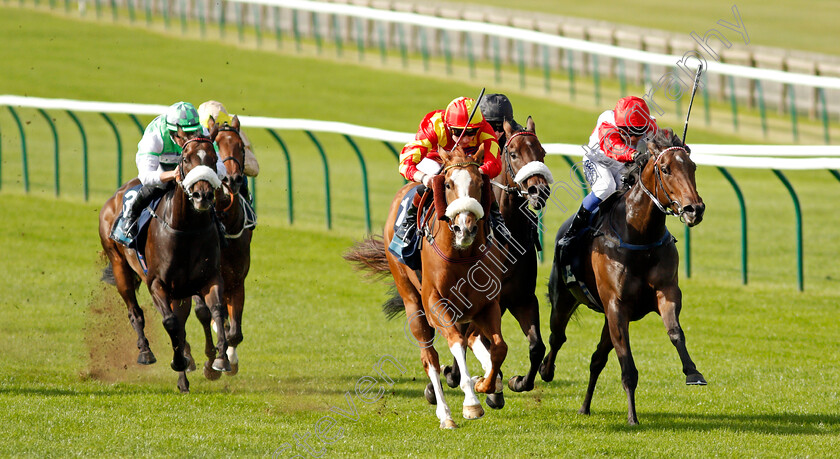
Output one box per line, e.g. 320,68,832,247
451,127,479,137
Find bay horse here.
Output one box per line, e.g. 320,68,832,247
346,145,508,429
98,131,229,393
540,128,706,424
193,115,253,379
442,117,553,400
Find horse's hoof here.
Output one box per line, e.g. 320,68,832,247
177,379,190,394
424,382,437,405
462,404,484,420
203,361,222,381
137,350,157,365
578,407,590,415
226,362,239,376
486,392,505,410
539,360,555,382
508,375,534,392
443,365,460,388
170,357,188,372
439,419,458,430
686,373,707,385
212,357,231,372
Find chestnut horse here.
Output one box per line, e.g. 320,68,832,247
540,128,706,424
346,146,508,429
442,117,553,399
98,133,229,393
193,116,254,379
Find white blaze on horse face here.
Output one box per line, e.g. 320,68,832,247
197,149,208,163
445,169,484,247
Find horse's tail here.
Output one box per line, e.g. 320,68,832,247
382,284,406,320
343,234,391,280
101,262,116,285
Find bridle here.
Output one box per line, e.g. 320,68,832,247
178,136,215,195
215,126,246,212
491,131,550,197
636,146,690,222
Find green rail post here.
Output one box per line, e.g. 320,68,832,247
517,41,525,90
356,17,365,62
110,0,117,21
377,22,387,64
342,135,371,233
419,28,428,71
143,0,151,25
7,107,28,193
618,59,626,95
466,34,476,79
274,6,282,48
702,73,710,126
396,23,407,69
442,31,453,75
128,114,145,134
313,12,322,54
728,76,738,132
567,52,575,100
788,84,799,143
253,4,262,47
772,169,803,291
304,131,331,229
381,141,399,161
676,93,682,120
179,0,187,33
95,0,102,18
100,113,123,188
235,2,244,43
197,0,205,37
542,45,550,94
66,111,89,201
37,109,60,197
266,129,294,224
65,0,70,13
162,0,169,29
684,225,691,278
292,10,301,51
219,0,226,38
818,88,829,144
717,167,748,284
829,170,840,184
755,80,768,137
593,54,600,106
332,14,343,58
492,36,501,84
127,0,136,23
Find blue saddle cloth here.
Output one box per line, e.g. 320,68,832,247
387,184,425,270
120,184,163,272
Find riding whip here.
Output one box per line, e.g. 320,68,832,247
451,87,486,150
681,63,703,145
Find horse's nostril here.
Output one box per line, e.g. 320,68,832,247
191,191,201,200
528,185,538,196
452,225,461,234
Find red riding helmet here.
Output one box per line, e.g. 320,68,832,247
614,96,654,135
443,97,484,129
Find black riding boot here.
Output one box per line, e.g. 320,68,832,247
392,202,418,247
557,206,592,249
488,203,513,247
111,185,161,246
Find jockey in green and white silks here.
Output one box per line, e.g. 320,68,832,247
110,101,227,246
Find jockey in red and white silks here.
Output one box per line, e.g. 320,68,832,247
557,96,658,251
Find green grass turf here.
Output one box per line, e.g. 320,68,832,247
1,5,839,457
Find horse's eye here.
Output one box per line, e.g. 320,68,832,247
661,165,670,175
510,153,518,160
445,182,451,190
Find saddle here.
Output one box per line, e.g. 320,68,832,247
116,184,164,273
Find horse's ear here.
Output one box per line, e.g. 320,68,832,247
231,114,240,132
526,116,535,134
472,143,485,164
207,116,218,140
439,146,452,164
503,119,514,138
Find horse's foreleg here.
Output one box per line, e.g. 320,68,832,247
657,287,706,385
540,268,577,382
580,318,613,415
408,308,455,429
194,296,221,380
606,305,639,425
204,281,231,372
149,281,188,373
173,299,192,393
225,284,245,376
442,330,483,421
111,258,155,364
443,323,468,389
507,294,545,392
470,303,507,395
468,333,505,410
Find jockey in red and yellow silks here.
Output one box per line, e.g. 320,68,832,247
399,97,502,185
389,96,510,268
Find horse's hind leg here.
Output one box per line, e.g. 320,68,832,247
194,296,221,381
203,281,231,373
149,282,189,374
443,323,469,389
110,257,155,365
580,318,613,415
507,294,545,392
540,264,578,382
406,306,456,429
173,299,192,393
657,287,706,385
224,284,246,376
467,333,505,409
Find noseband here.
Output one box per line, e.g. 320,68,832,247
492,131,552,197
178,137,221,196
637,146,689,221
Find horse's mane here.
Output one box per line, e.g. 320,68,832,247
651,127,686,150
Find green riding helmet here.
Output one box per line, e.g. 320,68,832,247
165,101,202,132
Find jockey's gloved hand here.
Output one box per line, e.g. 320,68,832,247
414,171,433,188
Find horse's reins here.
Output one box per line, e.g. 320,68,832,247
636,146,688,221
492,131,551,198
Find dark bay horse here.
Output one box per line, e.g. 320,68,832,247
346,146,508,429
541,129,707,424
193,115,253,379
442,117,553,398
98,132,229,393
